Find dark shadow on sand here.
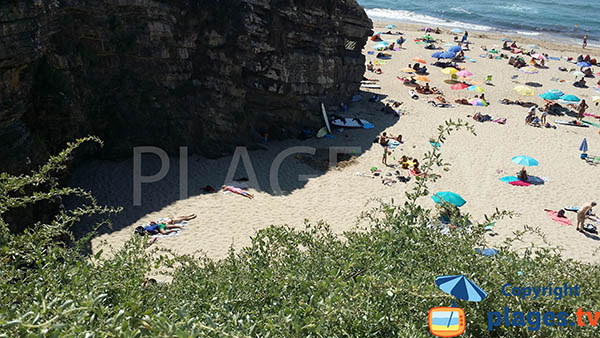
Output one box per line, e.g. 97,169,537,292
66,90,399,243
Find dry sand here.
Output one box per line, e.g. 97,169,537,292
69,22,600,264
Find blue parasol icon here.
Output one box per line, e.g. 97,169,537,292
435,275,487,302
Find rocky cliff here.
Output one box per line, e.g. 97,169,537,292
0,0,371,174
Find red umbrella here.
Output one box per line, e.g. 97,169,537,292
451,83,469,90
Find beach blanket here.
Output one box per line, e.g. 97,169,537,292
500,176,518,183
509,180,531,186
544,209,572,225
476,248,499,256
388,140,401,149
526,176,545,185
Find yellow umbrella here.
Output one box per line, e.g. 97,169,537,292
441,67,458,75
514,85,534,96
412,57,427,64
469,85,485,93
415,75,430,82
401,67,415,73
592,96,600,103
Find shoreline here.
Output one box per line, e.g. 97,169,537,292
369,20,600,52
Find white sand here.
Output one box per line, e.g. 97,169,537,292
69,22,600,263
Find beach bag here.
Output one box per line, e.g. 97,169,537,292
584,224,597,234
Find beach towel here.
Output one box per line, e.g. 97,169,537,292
476,248,499,256
544,209,572,225
526,176,545,185
408,169,424,177
509,180,531,186
500,176,518,183
388,140,401,149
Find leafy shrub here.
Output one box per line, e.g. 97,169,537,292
0,125,599,337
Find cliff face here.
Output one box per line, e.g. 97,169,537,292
0,0,371,174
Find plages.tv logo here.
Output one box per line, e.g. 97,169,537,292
428,274,487,337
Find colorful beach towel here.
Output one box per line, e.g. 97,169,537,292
500,176,518,183
544,209,572,226
509,180,531,186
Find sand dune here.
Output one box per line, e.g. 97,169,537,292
69,22,600,263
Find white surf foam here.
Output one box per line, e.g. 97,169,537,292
364,8,494,32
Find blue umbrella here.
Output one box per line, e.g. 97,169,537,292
451,28,463,34
435,275,487,302
580,138,588,153
577,61,591,68
385,24,396,29
559,94,580,103
512,155,539,166
439,51,457,59
432,191,466,207
431,51,443,59
448,45,462,53
373,41,389,50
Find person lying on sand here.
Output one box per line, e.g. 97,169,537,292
222,185,254,199
136,221,185,236
574,78,587,88
455,98,471,105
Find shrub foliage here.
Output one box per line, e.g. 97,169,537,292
0,127,599,337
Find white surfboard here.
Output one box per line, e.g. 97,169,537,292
321,103,331,134
331,118,374,129
361,84,381,89
555,120,589,127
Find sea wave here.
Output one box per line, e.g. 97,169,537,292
364,8,493,31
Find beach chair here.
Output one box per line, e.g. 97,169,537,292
484,75,492,84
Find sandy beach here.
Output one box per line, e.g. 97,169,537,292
69,22,600,264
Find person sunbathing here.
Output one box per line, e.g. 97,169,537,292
366,61,374,72
574,78,587,88
511,41,518,49
517,168,528,181
412,163,422,175
455,98,470,105
583,68,593,77
136,221,185,236
435,96,448,104
502,41,510,50
222,185,254,199
400,155,409,169
162,214,197,225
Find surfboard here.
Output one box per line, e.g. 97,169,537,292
321,103,331,134
331,118,374,129
555,120,589,127
361,84,381,89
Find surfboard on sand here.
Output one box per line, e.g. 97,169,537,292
555,120,589,127
331,118,374,129
321,103,331,134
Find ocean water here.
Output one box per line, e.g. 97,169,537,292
357,0,600,45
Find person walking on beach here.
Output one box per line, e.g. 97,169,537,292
583,35,588,49
382,147,389,166
578,99,588,120
460,31,468,45
576,201,596,232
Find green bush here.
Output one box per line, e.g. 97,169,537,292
0,125,599,337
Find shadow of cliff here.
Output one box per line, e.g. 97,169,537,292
66,91,398,241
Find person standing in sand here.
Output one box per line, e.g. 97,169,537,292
576,202,596,232
583,35,587,49
578,99,588,120
382,147,389,166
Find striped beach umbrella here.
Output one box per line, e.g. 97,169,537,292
435,275,487,302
